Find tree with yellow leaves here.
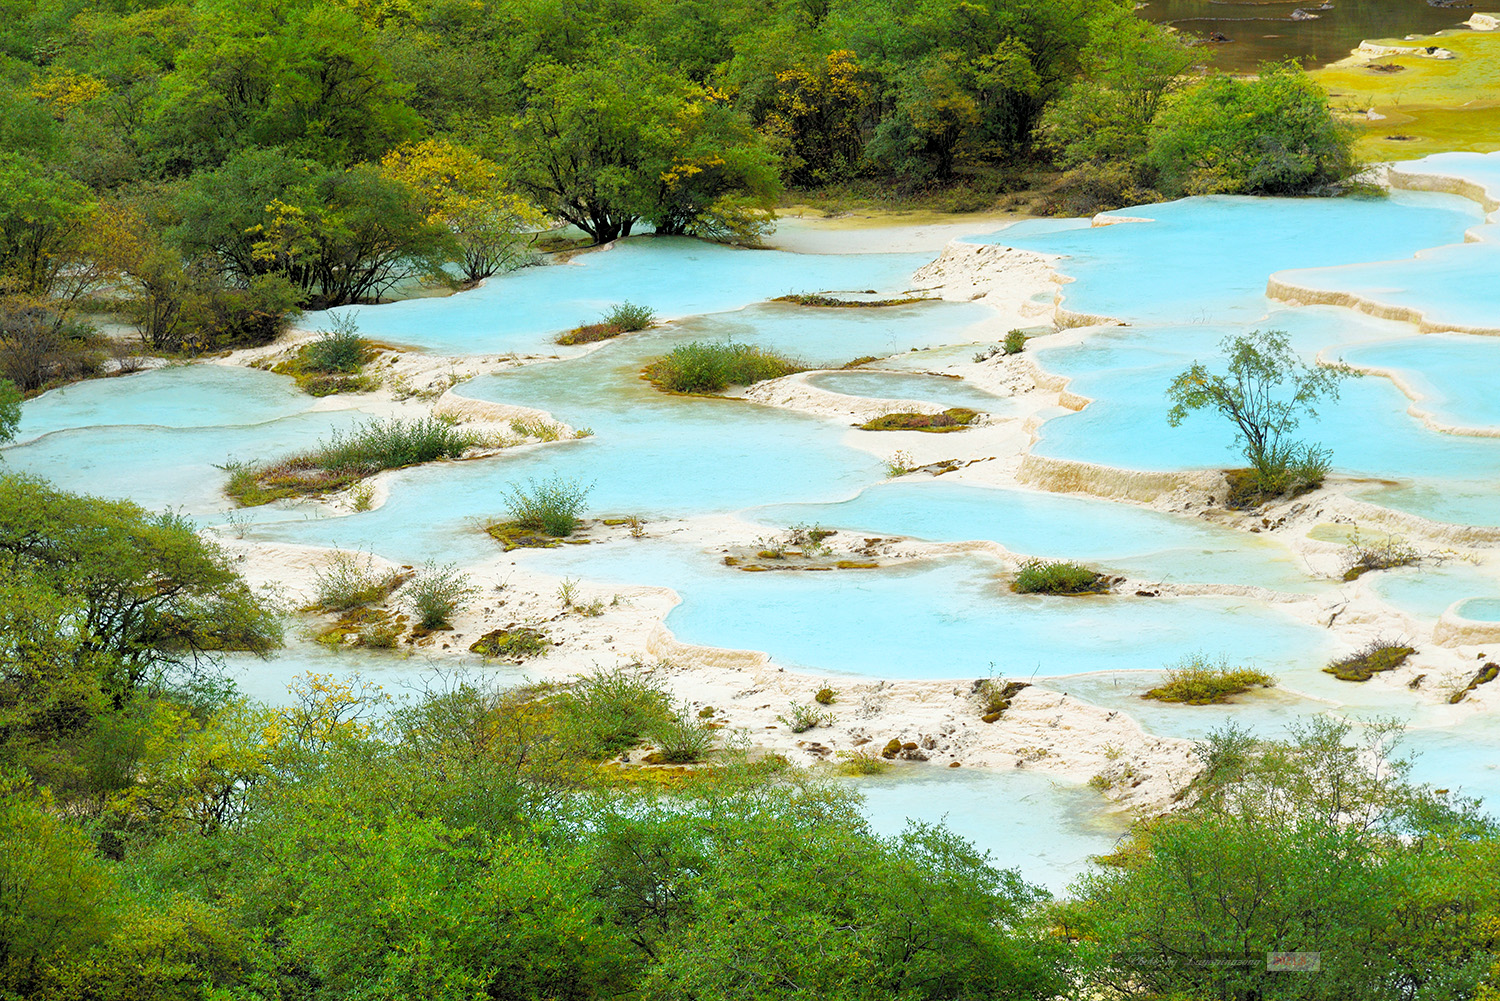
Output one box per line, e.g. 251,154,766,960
380,138,543,282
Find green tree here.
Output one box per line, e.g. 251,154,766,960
0,378,16,442
380,138,545,281
1041,11,1194,169
1066,720,1500,1001
0,776,116,994
1148,61,1359,196
0,152,96,301
146,0,421,172
0,474,282,699
174,149,448,306
1167,329,1352,496
505,50,777,244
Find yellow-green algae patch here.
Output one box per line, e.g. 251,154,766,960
1313,29,1500,160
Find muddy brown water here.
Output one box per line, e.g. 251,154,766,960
1139,0,1471,71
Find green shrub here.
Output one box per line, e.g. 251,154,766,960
1143,654,1275,704
503,475,593,537
1003,329,1027,355
312,551,406,612
303,313,369,373
836,749,890,775
560,667,676,759
777,701,834,734
1324,640,1415,682
402,561,477,630
226,417,479,506
1012,559,1107,595
603,301,655,331
644,703,716,764
643,341,805,394
1148,62,1358,197
814,687,838,706
315,417,477,475
859,408,978,432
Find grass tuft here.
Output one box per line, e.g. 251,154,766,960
1143,654,1275,705
224,417,478,506
1012,559,1108,595
402,562,477,630
643,341,805,394
502,475,593,537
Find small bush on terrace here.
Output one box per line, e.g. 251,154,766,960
402,561,477,630
557,302,656,345
226,418,479,506
1325,639,1416,682
1012,559,1108,595
316,417,477,475
1143,653,1275,704
859,408,978,432
644,341,805,394
1341,529,1420,581
503,475,593,537
303,313,369,373
312,550,407,611
604,301,655,331
1003,329,1027,355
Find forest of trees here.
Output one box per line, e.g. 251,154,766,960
0,0,1358,399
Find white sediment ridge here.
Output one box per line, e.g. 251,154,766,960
207,165,1500,819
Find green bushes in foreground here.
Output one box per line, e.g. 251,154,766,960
644,341,805,394
225,416,480,506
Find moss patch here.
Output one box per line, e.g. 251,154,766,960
485,521,586,551
316,607,408,649
1324,641,1416,682
1449,662,1499,704
470,626,550,659
859,408,978,432
773,293,929,308
976,679,1029,718
557,322,627,345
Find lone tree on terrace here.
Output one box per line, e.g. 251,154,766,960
1167,329,1352,497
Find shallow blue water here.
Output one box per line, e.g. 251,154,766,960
311,237,935,356
807,370,1017,413
520,538,1331,681
1345,333,1500,431
977,191,1483,324
854,769,1128,893
760,480,1320,593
